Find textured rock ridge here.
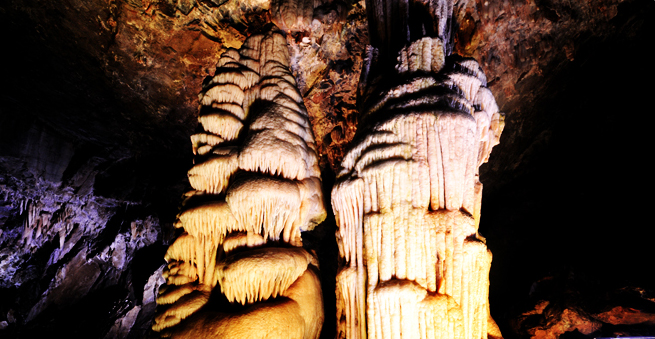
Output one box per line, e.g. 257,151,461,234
332,1,504,338
0,135,169,338
152,24,326,338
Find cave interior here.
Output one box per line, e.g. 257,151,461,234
0,0,654,338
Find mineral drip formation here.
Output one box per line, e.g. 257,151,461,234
332,1,505,338
152,24,327,339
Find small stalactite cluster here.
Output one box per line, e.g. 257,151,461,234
332,1,505,338
152,24,326,338
19,200,76,254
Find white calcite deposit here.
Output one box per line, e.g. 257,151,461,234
332,34,504,339
152,24,326,339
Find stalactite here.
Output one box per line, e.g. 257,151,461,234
152,24,326,339
333,1,504,338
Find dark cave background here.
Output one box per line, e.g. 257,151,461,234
481,8,655,335
1,0,654,338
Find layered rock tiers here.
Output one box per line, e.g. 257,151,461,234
332,25,504,338
152,25,326,339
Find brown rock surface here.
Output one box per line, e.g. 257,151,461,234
511,273,655,339
594,306,655,326
1,0,654,338
525,307,601,339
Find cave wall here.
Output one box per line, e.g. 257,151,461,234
1,0,654,338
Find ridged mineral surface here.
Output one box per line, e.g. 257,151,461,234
152,25,326,338
332,4,504,335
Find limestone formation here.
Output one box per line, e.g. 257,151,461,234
332,1,504,338
152,24,326,339
270,0,314,32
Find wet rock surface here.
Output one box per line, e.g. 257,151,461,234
1,0,654,338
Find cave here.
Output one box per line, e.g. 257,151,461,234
1,0,654,338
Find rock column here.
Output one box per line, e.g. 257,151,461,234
332,1,504,339
152,24,326,339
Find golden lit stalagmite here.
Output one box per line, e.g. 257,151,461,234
332,1,504,338
152,24,326,338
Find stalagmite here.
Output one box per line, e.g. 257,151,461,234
333,1,504,338
152,24,326,339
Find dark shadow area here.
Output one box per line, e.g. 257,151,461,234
481,1,655,337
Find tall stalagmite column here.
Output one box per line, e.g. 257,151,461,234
332,1,504,338
152,24,326,338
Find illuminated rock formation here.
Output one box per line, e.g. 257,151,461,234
270,0,314,32
332,1,504,338
152,24,326,338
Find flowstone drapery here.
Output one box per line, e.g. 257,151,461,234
331,1,505,338
152,25,326,338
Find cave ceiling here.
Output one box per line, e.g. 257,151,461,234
0,0,654,337
3,0,651,180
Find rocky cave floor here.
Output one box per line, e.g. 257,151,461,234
1,0,654,338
